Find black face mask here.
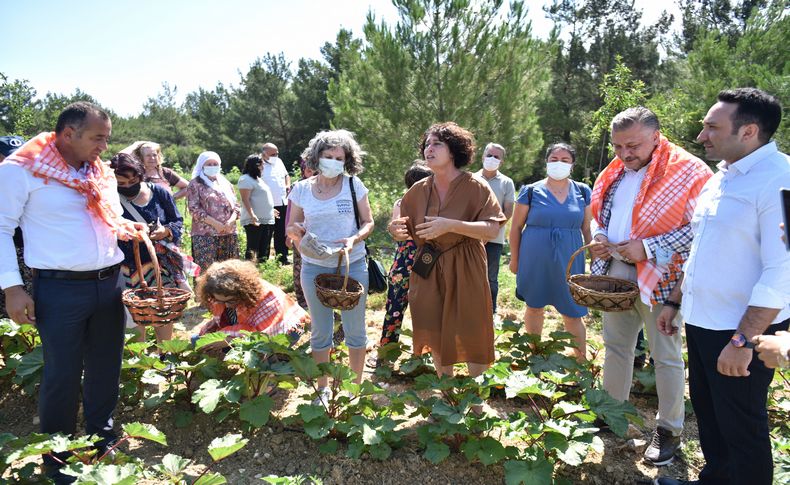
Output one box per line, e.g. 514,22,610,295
118,182,141,198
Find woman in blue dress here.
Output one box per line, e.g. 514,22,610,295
509,143,592,360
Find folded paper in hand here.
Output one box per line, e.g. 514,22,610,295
299,231,343,260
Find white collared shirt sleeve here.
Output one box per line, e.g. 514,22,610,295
0,163,28,289
748,181,790,309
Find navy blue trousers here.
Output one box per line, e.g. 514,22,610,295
686,319,788,485
34,271,125,451
485,242,503,314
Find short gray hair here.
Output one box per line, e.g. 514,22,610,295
610,106,660,133
301,130,366,176
484,142,506,158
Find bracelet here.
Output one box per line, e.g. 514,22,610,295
663,300,681,310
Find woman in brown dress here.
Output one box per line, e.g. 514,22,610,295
389,122,505,377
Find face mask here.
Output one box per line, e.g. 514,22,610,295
203,165,221,177
483,156,501,171
118,182,141,198
546,161,572,180
318,158,345,178
266,156,281,164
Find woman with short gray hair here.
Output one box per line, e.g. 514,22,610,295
286,129,374,405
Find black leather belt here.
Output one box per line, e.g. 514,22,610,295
33,263,121,281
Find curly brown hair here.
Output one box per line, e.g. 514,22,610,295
419,122,476,168
195,260,263,309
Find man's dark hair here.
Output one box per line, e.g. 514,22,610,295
717,88,782,143
109,153,144,179
242,154,262,179
55,101,110,134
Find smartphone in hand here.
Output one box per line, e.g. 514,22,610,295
781,189,790,251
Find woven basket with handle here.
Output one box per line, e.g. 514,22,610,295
122,235,192,326
314,249,364,310
566,243,639,312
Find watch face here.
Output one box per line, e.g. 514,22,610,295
730,333,747,347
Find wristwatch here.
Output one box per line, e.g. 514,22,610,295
778,341,790,368
730,332,755,349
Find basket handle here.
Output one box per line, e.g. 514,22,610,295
131,233,163,295
334,248,351,292
565,243,594,283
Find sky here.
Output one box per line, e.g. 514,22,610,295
3,0,678,117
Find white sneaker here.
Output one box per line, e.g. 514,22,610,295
311,387,331,408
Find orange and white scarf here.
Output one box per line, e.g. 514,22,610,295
591,135,713,305
5,132,143,241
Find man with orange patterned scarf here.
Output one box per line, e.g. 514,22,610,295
0,102,144,484
588,107,712,466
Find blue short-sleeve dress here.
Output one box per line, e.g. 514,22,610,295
515,180,590,318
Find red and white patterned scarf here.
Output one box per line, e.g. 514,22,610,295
591,135,712,305
5,132,142,241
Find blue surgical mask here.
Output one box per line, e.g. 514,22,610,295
318,158,345,178
203,165,221,177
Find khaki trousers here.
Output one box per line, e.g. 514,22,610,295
602,259,685,435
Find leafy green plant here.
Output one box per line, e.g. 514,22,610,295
287,347,407,460
0,319,42,393
191,332,298,428
0,424,248,485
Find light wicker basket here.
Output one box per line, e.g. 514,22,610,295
566,243,639,312
122,235,192,326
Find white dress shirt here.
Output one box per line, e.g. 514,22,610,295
681,142,790,330
260,157,289,205
591,165,655,258
0,161,125,289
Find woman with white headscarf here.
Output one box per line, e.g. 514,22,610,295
187,151,240,272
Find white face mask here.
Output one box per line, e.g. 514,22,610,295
483,156,501,171
546,161,572,180
318,158,345,178
267,156,281,164
203,165,221,177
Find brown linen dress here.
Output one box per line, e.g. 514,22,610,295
400,172,506,365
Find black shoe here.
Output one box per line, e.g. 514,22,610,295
644,426,681,466
43,462,76,485
653,478,699,485
592,417,611,433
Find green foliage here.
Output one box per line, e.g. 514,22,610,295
0,424,249,485
329,0,552,186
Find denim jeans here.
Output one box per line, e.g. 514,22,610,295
301,257,368,351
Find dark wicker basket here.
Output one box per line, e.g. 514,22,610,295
122,235,192,326
566,243,639,312
314,249,363,310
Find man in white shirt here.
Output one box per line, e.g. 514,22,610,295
475,142,515,316
589,107,713,466
0,102,142,484
654,89,790,485
261,143,291,264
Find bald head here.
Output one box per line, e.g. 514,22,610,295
261,143,279,161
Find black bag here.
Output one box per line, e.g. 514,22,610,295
411,244,441,279
349,177,388,294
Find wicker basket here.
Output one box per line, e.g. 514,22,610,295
122,235,192,326
315,249,364,310
566,243,639,312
